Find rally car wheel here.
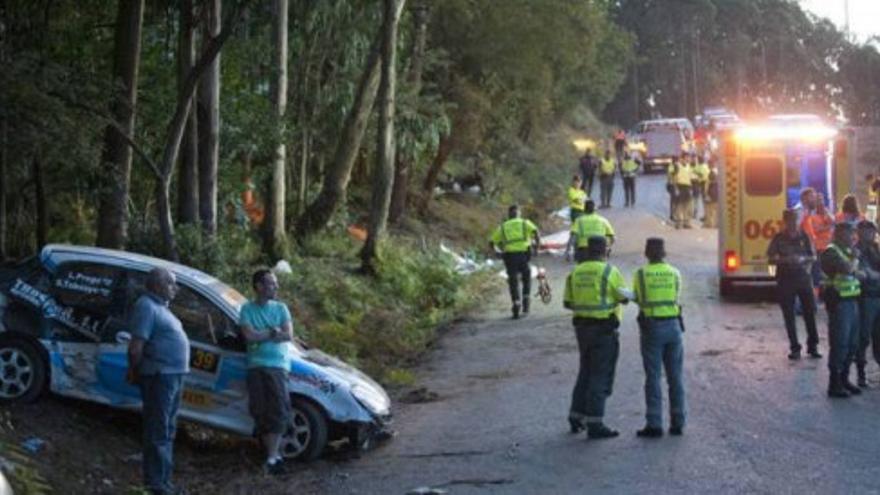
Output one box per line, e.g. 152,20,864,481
0,336,47,404
280,399,328,461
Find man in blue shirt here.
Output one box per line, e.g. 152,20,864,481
127,268,189,495
240,269,293,474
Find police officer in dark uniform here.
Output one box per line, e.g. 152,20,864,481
767,209,821,360
490,205,541,319
855,220,880,387
564,236,632,439
633,238,686,437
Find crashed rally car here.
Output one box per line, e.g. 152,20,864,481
0,244,392,460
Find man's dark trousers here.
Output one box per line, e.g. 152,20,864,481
623,177,636,206
570,318,619,426
140,373,185,495
777,276,819,353
503,252,531,306
829,299,859,377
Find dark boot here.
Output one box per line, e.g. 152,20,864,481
857,365,868,388
568,417,585,434
841,370,862,395
828,372,850,398
636,426,663,438
522,297,530,315
511,302,520,320
587,423,619,440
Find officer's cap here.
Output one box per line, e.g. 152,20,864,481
587,236,607,256
782,208,797,222
857,220,877,231
645,237,665,257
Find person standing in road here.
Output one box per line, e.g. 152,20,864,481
126,268,190,495
613,129,627,164
691,156,710,221
673,154,694,229
633,238,686,438
564,176,588,261
490,205,541,319
564,235,632,439
855,221,880,388
767,209,821,360
579,149,596,197
598,150,617,209
240,269,294,474
666,157,679,222
821,223,863,398
702,160,719,228
802,193,835,289
570,199,615,263
621,154,640,207
836,194,865,229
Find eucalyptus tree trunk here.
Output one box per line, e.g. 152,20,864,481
177,0,199,225
295,31,384,240
361,0,406,273
198,0,221,234
264,0,288,260
96,0,144,249
389,1,428,225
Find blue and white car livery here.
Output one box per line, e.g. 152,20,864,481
0,244,391,460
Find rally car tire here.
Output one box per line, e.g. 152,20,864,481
281,398,329,461
0,335,48,405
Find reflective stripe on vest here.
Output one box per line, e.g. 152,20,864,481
600,159,615,175
569,264,614,312
637,265,681,317
825,243,861,298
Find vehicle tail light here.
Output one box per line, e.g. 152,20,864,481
724,250,739,272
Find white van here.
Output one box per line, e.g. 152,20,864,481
630,118,694,172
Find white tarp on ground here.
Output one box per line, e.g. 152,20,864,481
440,243,496,275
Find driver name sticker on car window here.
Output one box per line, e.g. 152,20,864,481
10,279,102,342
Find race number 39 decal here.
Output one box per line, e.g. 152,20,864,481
744,219,784,240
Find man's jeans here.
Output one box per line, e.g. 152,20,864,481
777,277,819,352
858,296,880,367
828,299,859,373
570,319,619,424
640,318,686,429
140,373,185,494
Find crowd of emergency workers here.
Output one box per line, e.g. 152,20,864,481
487,130,880,441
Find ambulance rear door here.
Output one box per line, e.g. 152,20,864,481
739,141,787,273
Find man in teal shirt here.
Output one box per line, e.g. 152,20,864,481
240,269,293,474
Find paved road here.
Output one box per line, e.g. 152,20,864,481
315,174,880,494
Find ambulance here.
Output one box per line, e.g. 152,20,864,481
716,116,852,298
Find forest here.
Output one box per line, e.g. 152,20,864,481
2,0,879,378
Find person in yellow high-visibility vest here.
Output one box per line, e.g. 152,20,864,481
673,154,694,229
598,150,617,209
691,156,710,221
564,176,589,261
564,235,632,439
621,154,640,207
489,205,541,319
820,222,864,398
666,156,679,221
633,238,686,437
571,199,615,262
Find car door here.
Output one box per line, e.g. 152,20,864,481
47,261,138,406
166,282,250,433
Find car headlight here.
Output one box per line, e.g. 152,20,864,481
351,384,390,416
